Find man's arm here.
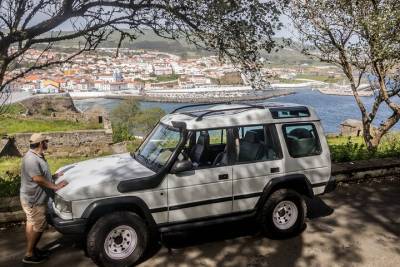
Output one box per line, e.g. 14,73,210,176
52,172,64,180
32,176,67,191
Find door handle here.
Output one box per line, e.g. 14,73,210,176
270,167,280,173
218,174,229,180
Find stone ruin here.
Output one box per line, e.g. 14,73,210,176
340,119,377,136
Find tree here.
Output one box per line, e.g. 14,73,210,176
288,0,400,150
132,107,165,134
0,0,286,111
110,98,165,142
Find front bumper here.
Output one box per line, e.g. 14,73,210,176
47,202,87,235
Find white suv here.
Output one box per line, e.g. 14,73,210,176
48,102,334,267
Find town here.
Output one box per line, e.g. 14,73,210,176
6,47,350,99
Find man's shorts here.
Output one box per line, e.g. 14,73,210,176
20,200,47,232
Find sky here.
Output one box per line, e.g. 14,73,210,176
30,9,295,39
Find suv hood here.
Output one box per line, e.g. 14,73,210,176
55,153,155,200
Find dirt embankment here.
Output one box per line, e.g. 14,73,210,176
20,95,79,116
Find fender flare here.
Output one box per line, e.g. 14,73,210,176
256,174,314,209
81,196,158,231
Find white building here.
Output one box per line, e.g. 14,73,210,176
153,64,173,76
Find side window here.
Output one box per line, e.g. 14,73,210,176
208,129,226,145
283,123,322,158
188,129,227,168
236,125,282,163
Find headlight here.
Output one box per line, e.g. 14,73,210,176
54,195,72,213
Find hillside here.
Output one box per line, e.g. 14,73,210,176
36,30,319,64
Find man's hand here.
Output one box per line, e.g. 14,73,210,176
53,172,64,180
33,176,68,191
55,180,68,191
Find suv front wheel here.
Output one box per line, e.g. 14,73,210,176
87,211,148,267
258,189,306,239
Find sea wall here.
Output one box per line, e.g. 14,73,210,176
14,129,113,157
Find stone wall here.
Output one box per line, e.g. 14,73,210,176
14,129,113,157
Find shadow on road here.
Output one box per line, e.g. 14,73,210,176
136,195,332,267
1,179,399,267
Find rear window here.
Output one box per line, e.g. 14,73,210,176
282,123,321,158
270,107,310,119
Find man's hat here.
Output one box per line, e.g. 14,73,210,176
29,133,51,144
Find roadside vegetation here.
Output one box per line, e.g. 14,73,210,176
327,133,400,163
0,156,94,198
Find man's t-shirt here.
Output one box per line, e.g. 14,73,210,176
20,150,52,205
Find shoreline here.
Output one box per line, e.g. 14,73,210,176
70,90,295,103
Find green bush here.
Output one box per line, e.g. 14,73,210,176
0,156,95,198
110,98,165,142
0,157,20,197
329,137,372,162
328,133,400,162
126,139,144,152
112,124,135,143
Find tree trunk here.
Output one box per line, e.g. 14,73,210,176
362,120,376,150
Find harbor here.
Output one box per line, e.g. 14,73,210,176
73,89,399,134
68,82,322,102
317,83,373,96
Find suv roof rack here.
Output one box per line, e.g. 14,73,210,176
194,106,265,121
175,104,263,121
171,102,232,114
171,101,269,114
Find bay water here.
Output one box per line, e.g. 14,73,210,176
73,89,400,134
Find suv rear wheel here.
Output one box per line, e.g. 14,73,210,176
258,189,306,239
87,211,148,267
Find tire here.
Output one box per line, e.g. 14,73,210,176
258,189,307,239
87,211,148,267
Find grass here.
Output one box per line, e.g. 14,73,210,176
126,139,143,152
0,102,102,135
0,115,102,135
154,74,180,83
1,103,27,115
276,78,309,84
0,156,96,198
327,135,364,146
327,133,400,162
295,73,343,83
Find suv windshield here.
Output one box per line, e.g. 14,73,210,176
135,123,181,171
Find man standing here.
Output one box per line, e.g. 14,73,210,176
20,133,68,264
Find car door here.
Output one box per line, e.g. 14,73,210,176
232,124,284,212
166,128,233,223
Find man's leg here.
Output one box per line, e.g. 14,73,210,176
21,202,47,263
25,223,43,257
23,203,47,256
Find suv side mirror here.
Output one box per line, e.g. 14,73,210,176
170,160,193,174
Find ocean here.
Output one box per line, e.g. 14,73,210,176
73,89,400,134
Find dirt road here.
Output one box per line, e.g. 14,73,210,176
1,178,399,267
